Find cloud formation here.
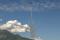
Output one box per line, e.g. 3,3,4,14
0,3,32,12
0,20,31,33
0,0,60,12
32,2,60,11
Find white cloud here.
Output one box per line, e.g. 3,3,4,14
0,20,31,33
0,3,32,12
0,1,60,12
32,2,60,12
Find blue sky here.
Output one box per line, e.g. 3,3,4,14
0,0,60,40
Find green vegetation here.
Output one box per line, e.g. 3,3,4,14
0,30,32,40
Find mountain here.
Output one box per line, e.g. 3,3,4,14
0,30,32,40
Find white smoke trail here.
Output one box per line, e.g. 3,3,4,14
0,20,31,33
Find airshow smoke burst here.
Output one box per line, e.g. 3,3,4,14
0,20,31,33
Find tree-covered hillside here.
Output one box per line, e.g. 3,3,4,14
0,30,32,40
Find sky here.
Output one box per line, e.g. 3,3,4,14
0,0,60,40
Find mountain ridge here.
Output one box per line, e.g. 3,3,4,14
0,30,32,40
